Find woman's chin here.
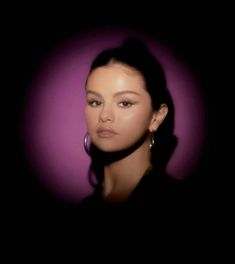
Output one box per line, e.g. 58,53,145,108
94,141,138,154
96,145,122,153
92,140,124,153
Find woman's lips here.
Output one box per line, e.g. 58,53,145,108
97,127,118,138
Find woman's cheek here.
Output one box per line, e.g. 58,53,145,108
121,108,149,123
86,109,98,126
119,110,137,121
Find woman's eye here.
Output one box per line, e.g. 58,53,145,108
88,100,102,107
119,101,133,108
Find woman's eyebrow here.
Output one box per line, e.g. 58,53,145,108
114,91,141,97
86,90,102,97
86,90,141,97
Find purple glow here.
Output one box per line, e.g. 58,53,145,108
21,28,207,202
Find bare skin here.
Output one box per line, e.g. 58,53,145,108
85,62,168,203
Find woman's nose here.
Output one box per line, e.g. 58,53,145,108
99,104,114,123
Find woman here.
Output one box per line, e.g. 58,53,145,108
83,38,178,209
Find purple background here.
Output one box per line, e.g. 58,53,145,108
20,29,207,203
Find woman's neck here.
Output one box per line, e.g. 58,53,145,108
102,140,151,203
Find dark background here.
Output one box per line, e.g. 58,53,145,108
7,3,231,233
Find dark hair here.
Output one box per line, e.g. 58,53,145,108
86,38,177,187
88,38,169,111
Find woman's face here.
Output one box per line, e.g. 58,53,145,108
85,63,157,152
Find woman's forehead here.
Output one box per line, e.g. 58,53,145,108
87,63,145,91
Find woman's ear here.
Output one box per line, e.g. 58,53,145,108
149,104,168,132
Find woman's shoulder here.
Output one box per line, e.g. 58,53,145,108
81,168,189,211
127,168,187,208
81,186,103,208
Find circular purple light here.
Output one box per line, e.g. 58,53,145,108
20,28,207,203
